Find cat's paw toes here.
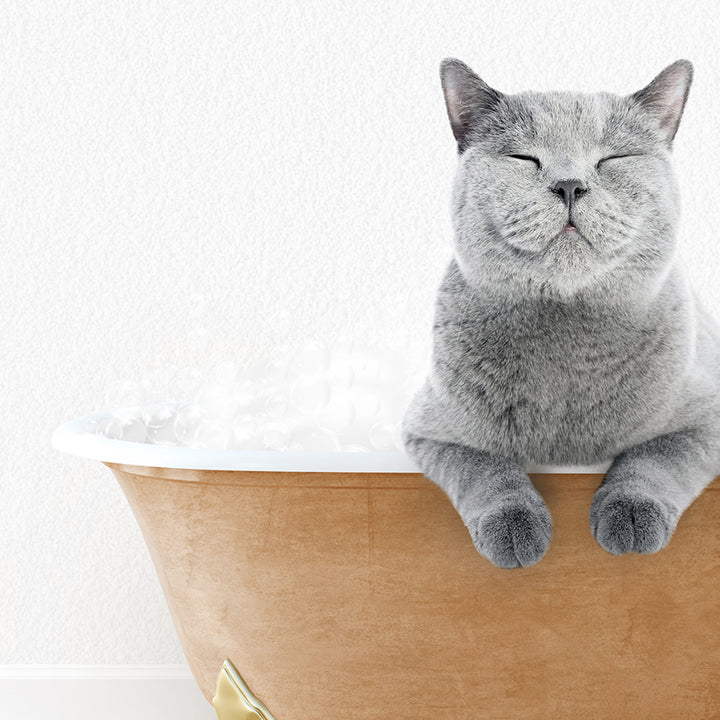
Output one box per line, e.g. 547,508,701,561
590,489,678,555
468,499,552,569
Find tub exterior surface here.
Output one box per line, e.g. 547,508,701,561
106,462,720,720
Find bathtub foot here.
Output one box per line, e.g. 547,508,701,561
212,659,276,720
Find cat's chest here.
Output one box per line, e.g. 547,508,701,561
435,300,686,460
449,318,603,415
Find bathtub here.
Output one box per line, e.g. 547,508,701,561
52,407,720,719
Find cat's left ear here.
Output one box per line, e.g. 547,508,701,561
628,60,693,145
440,58,505,153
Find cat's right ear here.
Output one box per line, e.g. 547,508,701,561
440,58,504,153
627,60,694,146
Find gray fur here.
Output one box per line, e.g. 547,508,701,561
401,58,720,568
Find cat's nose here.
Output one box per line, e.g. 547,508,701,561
550,179,588,210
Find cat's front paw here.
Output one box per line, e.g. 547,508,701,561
590,487,679,555
467,497,552,569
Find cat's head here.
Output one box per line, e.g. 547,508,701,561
441,59,693,299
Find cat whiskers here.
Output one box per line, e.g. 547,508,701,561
594,199,642,236
501,206,554,251
502,205,547,230
606,213,640,237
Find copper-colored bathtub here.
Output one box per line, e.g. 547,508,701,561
53,410,720,719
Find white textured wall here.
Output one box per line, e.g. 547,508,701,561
3,0,720,667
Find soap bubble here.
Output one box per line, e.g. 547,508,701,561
195,381,237,420
234,378,259,410
326,350,354,392
290,377,330,416
341,443,371,452
100,332,420,452
95,415,125,440
369,421,398,451
174,403,207,446
261,421,290,450
265,358,288,384
375,348,407,386
402,368,428,400
351,388,382,424
351,350,380,384
231,414,260,449
96,410,146,442
289,425,341,452
296,339,331,377
143,404,178,445
318,394,355,432
264,390,289,420
378,390,410,424
84,417,100,434
265,344,291,384
116,410,146,443
334,333,355,353
193,418,233,449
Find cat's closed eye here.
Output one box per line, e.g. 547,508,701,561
507,154,541,169
596,153,644,169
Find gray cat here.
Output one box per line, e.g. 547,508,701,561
401,58,720,569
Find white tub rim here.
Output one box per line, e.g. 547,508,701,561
52,406,612,474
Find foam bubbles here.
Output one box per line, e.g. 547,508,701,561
211,361,238,387
142,404,177,445
195,382,238,420
96,409,147,443
97,339,429,452
231,414,260,449
368,421,399,452
194,418,233,449
261,421,291,450
264,390,289,420
290,376,331,416
116,412,147,443
234,378,258,410
288,424,341,452
174,403,207,445
318,394,355,432
296,340,331,377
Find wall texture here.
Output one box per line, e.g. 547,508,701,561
2,0,720,668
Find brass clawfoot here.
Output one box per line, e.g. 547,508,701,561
212,659,277,720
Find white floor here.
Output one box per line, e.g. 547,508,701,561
0,667,216,720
